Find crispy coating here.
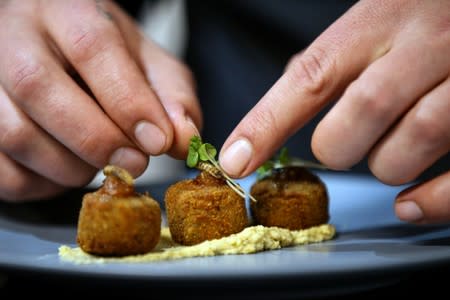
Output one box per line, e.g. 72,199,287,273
165,171,249,246
250,167,329,230
77,168,161,256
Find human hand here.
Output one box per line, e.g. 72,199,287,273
219,0,450,224
0,0,201,202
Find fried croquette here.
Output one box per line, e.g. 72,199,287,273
164,170,249,246
250,166,329,230
77,165,161,256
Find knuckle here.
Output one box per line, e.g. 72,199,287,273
347,79,392,117
67,24,113,63
75,125,120,167
246,107,279,140
44,158,97,187
6,54,46,99
67,27,101,62
368,155,411,186
410,109,449,147
288,48,332,96
59,168,97,188
76,129,105,164
370,166,406,186
110,84,138,116
104,88,145,129
1,174,31,202
0,122,33,156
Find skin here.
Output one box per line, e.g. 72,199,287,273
0,0,201,201
219,0,450,225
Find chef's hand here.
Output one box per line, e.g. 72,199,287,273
0,0,201,202
220,0,450,224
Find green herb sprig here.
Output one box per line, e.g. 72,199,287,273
187,136,217,168
187,136,257,202
256,147,329,180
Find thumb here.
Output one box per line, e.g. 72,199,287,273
395,170,450,224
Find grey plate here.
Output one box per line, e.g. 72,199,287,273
1,171,449,297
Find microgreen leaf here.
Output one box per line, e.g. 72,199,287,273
256,146,329,180
185,135,258,203
187,148,199,168
190,135,202,151
186,136,217,167
256,160,274,179
278,147,290,165
198,143,217,161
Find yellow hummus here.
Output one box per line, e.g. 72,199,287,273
59,224,335,264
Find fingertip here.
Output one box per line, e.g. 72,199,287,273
109,147,149,178
394,171,450,224
219,138,253,178
311,115,361,171
165,106,202,159
185,115,201,137
134,121,171,156
395,200,424,223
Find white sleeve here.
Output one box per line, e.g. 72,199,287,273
138,0,188,58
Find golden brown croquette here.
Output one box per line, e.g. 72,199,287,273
250,166,329,230
77,165,161,256
165,171,249,246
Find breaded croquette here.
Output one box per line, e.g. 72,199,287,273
165,171,249,246
77,165,161,256
250,166,329,230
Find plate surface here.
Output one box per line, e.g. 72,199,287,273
1,171,449,297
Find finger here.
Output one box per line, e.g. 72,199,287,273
0,21,148,177
133,44,202,159
312,39,450,171
395,170,450,224
368,77,450,184
219,1,396,177
108,2,202,158
0,86,98,186
0,153,66,202
43,0,174,156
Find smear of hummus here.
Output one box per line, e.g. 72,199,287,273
59,224,335,264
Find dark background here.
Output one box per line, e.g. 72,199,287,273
1,267,449,298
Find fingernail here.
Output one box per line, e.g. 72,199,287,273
135,121,166,155
396,201,424,222
109,147,148,177
220,138,253,177
185,115,200,136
